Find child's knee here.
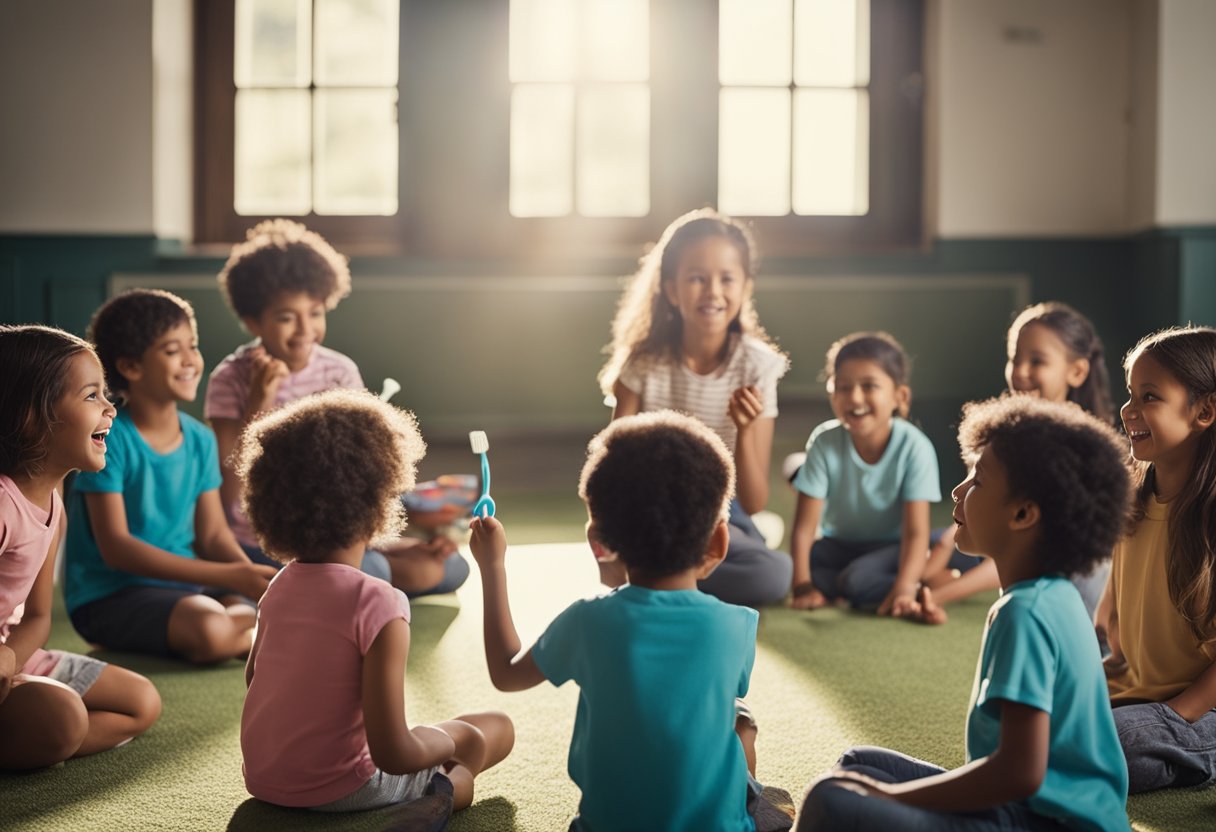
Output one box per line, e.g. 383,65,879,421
127,673,163,730
10,681,90,765
173,607,244,663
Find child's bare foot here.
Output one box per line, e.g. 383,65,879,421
790,584,829,610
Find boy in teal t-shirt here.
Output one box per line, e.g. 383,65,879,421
799,396,1131,832
65,290,276,663
470,411,790,832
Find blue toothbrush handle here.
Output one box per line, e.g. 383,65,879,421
473,452,495,517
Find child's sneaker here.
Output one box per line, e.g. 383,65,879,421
754,785,796,832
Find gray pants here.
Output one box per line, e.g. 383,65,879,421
1114,701,1216,793
697,500,793,608
798,747,1070,832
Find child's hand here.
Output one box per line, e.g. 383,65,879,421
893,585,948,625
727,386,764,431
790,583,829,610
245,346,290,417
469,516,507,570
877,582,918,617
230,562,278,600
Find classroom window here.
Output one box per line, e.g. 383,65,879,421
508,0,650,218
719,0,869,217
198,1,922,253
233,0,397,216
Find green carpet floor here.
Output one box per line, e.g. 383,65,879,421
3,533,1213,830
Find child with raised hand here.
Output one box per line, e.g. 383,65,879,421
598,208,791,608
902,301,1115,624
237,389,512,812
799,395,1131,832
789,332,943,615
0,325,160,770
64,290,278,664
471,411,786,832
1103,326,1216,793
206,219,467,597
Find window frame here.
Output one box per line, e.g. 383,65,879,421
195,0,923,256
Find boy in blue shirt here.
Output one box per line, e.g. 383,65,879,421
470,411,787,831
65,289,277,664
798,396,1131,832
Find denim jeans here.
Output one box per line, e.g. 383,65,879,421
1113,701,1216,793
809,528,954,609
798,747,1071,832
697,499,793,609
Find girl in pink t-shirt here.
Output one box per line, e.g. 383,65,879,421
237,389,513,812
0,325,160,770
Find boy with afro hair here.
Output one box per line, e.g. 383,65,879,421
799,395,1131,832
470,410,793,831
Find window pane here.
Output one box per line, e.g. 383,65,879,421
578,85,648,216
234,0,311,88
793,89,868,215
510,0,576,82
314,0,399,86
719,0,792,86
314,90,398,215
511,85,574,216
583,0,648,82
719,88,790,216
235,90,311,215
794,0,869,87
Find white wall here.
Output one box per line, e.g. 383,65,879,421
1156,0,1216,225
153,0,194,241
933,0,1131,237
0,0,155,234
1125,0,1159,230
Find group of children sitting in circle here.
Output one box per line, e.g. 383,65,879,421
1,208,1213,831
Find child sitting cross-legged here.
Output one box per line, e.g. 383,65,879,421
237,389,513,814
65,290,278,664
798,395,1132,832
471,410,793,832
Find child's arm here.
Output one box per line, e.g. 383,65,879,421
920,524,958,583
85,492,275,600
1095,571,1123,673
193,489,260,564
244,613,264,688
790,493,828,610
610,380,641,420
211,418,244,513
836,700,1050,811
0,517,63,697
469,516,546,692
729,386,774,514
362,617,458,775
877,500,931,616
1166,659,1216,723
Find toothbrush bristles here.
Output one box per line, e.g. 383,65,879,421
469,430,489,454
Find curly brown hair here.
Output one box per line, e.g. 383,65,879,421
235,389,426,563
579,410,735,577
957,395,1130,578
0,324,96,478
218,219,352,321
87,289,196,395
